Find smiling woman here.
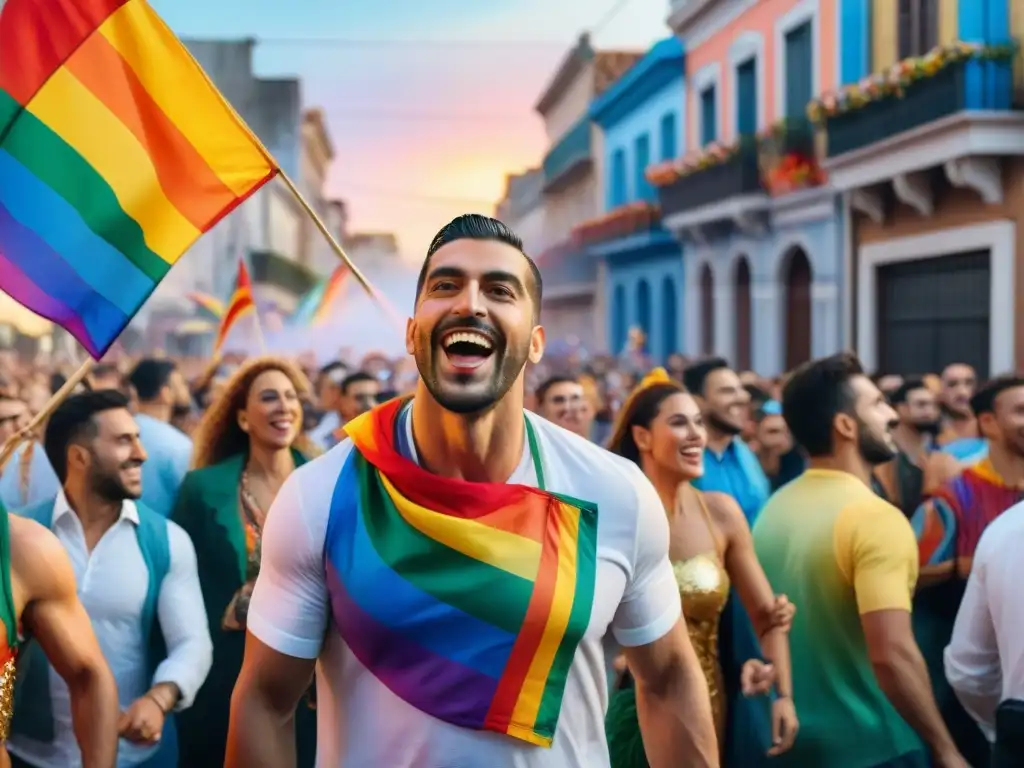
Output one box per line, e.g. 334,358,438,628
169,356,318,768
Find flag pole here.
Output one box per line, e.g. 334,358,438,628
0,357,95,473
276,173,377,298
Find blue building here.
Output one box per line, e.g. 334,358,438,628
588,37,686,363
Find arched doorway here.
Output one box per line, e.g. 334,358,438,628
783,247,812,370
612,283,627,354
661,276,678,361
636,279,652,341
734,257,752,371
699,263,714,355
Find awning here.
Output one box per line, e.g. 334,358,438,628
0,293,52,337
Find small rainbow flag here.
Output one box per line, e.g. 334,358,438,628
291,264,349,327
312,264,350,325
186,291,225,320
327,399,598,747
213,260,256,354
0,0,277,358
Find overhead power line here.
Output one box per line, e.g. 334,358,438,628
332,111,531,122
591,0,636,35
256,37,567,48
341,185,496,206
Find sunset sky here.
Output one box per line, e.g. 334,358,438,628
150,0,670,255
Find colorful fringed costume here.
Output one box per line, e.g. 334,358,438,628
911,459,1024,766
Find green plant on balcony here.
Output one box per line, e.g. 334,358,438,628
807,40,1018,126
757,116,825,195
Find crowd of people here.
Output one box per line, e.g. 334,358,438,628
0,214,1018,767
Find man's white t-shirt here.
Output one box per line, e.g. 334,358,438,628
248,408,680,767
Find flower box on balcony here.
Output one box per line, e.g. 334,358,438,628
657,141,763,217
573,202,661,246
810,42,1017,158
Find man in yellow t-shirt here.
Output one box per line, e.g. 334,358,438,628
753,353,964,768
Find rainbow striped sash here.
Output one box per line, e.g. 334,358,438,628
324,399,598,746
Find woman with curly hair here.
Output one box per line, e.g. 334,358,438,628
604,369,798,767
170,357,317,767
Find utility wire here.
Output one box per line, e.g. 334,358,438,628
590,0,636,36
253,37,567,48
340,185,496,206
331,111,531,122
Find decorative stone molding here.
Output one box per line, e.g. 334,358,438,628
682,224,710,246
850,188,884,224
733,209,769,237
944,157,1002,204
892,171,933,216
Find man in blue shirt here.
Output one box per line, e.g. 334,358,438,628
128,360,193,518
685,357,769,524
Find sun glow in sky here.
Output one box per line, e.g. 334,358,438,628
151,0,670,256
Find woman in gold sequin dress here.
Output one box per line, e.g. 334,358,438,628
606,370,798,766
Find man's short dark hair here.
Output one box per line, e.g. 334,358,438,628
781,352,865,457
415,214,543,316
682,357,730,397
340,371,377,395
890,378,929,405
970,374,1024,416
536,376,578,405
129,359,177,402
44,390,130,483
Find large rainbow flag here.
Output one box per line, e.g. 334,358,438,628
0,0,277,358
327,400,598,747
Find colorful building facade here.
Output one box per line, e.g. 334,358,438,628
823,0,1024,378
586,37,687,362
660,0,845,375
531,35,642,353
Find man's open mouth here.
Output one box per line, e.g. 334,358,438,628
441,330,495,372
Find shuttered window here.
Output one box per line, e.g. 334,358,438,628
659,112,677,161
634,133,652,201
784,22,813,118
610,148,627,208
700,86,717,145
736,58,757,135
898,0,938,59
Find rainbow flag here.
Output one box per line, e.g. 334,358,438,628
312,264,350,325
0,0,277,358
186,291,225,320
290,264,349,327
328,399,598,747
213,260,256,354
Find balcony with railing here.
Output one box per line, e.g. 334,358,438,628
810,42,1021,193
542,117,593,193
653,138,763,219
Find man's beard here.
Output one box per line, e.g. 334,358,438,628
415,317,528,415
707,410,743,437
858,420,898,465
913,419,941,437
90,467,140,502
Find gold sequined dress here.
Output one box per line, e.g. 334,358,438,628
672,492,730,743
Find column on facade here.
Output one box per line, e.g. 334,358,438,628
811,279,841,358
750,277,782,376
713,277,735,366
595,260,608,353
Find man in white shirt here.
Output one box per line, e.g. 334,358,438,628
945,501,1024,765
9,391,212,768
227,214,721,767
